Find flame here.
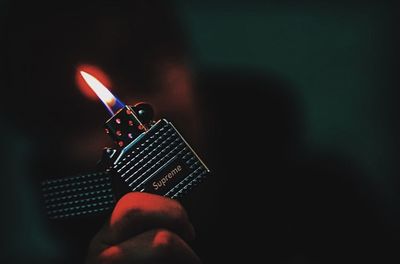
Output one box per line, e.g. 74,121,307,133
78,68,125,115
76,64,112,100
80,71,116,106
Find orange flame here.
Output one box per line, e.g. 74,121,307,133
76,65,124,115
80,70,116,107
76,65,112,100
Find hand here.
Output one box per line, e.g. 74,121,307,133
85,192,201,264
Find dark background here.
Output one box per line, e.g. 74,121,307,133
1,0,400,263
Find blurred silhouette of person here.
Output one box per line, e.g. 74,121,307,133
1,0,396,263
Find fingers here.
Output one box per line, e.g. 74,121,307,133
97,192,195,245
85,193,201,264
94,229,202,264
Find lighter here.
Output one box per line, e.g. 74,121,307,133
41,71,210,219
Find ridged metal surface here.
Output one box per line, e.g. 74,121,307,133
42,172,115,219
42,119,209,219
112,120,209,198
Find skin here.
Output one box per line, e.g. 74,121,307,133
85,192,201,264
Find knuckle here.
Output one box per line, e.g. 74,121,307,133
111,192,145,226
117,192,143,208
95,246,122,264
152,229,179,258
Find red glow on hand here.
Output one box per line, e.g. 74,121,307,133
76,64,112,100
110,192,168,228
99,246,122,261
